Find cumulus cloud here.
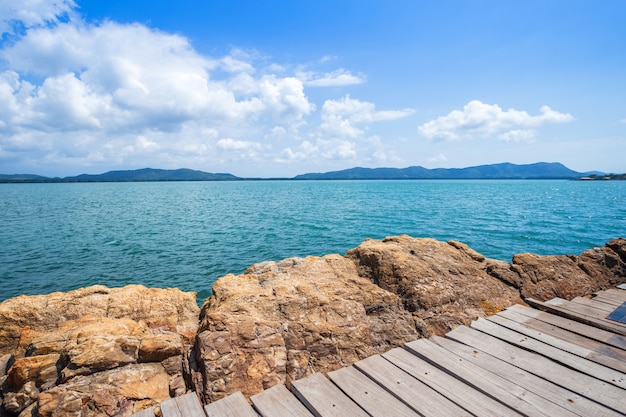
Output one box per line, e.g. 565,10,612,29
0,2,416,176
418,100,574,141
320,95,413,138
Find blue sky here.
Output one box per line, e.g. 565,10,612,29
0,0,624,177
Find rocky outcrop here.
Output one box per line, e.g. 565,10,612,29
0,285,199,417
345,236,524,336
1,237,625,415
195,255,418,403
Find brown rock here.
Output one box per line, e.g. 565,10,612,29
0,286,199,416
0,285,199,356
513,244,626,300
196,255,418,402
7,354,61,390
37,363,171,417
607,238,626,261
3,381,39,414
345,236,523,335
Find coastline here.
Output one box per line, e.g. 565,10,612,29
1,235,625,415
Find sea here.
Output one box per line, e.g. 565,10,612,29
1,180,625,305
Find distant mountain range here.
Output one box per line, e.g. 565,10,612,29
0,163,607,183
294,162,597,180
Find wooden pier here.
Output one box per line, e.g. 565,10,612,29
134,287,626,417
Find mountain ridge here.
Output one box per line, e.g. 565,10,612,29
0,162,607,183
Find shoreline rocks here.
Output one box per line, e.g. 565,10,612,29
1,236,625,416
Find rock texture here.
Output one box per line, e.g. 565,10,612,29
195,255,419,402
0,285,199,417
345,236,525,336
1,237,625,415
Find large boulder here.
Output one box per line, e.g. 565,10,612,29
0,285,200,416
195,255,419,402
345,236,524,336
512,239,626,300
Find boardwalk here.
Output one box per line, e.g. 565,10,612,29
134,287,626,417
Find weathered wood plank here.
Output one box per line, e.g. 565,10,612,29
525,298,626,336
602,288,626,299
383,347,520,416
571,297,616,313
446,325,626,414
131,408,156,417
290,373,369,417
328,366,420,417
405,338,568,417
204,392,258,417
161,398,183,417
497,308,626,366
547,298,626,329
488,313,626,373
506,304,626,350
473,317,626,388
591,294,624,307
431,335,622,417
172,393,206,417
250,384,313,417
353,354,473,417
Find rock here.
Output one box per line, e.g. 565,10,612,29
0,285,199,416
512,244,626,300
607,238,626,262
37,363,171,417
3,381,39,414
6,354,61,391
0,285,199,356
345,236,524,335
196,255,418,402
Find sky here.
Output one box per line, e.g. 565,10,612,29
0,0,624,177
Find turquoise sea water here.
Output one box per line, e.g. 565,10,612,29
1,180,625,304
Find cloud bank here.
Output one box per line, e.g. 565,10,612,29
418,100,574,142
0,1,412,176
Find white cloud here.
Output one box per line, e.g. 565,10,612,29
0,0,76,34
418,100,574,141
297,69,366,87
320,95,413,139
216,138,262,152
498,129,536,143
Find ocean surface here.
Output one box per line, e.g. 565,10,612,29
1,180,625,304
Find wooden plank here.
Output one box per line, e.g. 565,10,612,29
382,347,521,417
525,298,626,336
488,313,626,374
161,398,183,417
571,297,615,313
507,304,626,350
498,308,626,366
353,354,472,417
446,325,626,414
601,288,626,300
204,392,258,417
591,293,624,307
173,393,206,417
290,372,369,417
131,408,155,417
546,298,626,328
251,384,313,417
473,317,626,389
431,335,622,417
405,338,568,417
328,366,420,417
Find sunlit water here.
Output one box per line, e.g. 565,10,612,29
1,180,625,304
